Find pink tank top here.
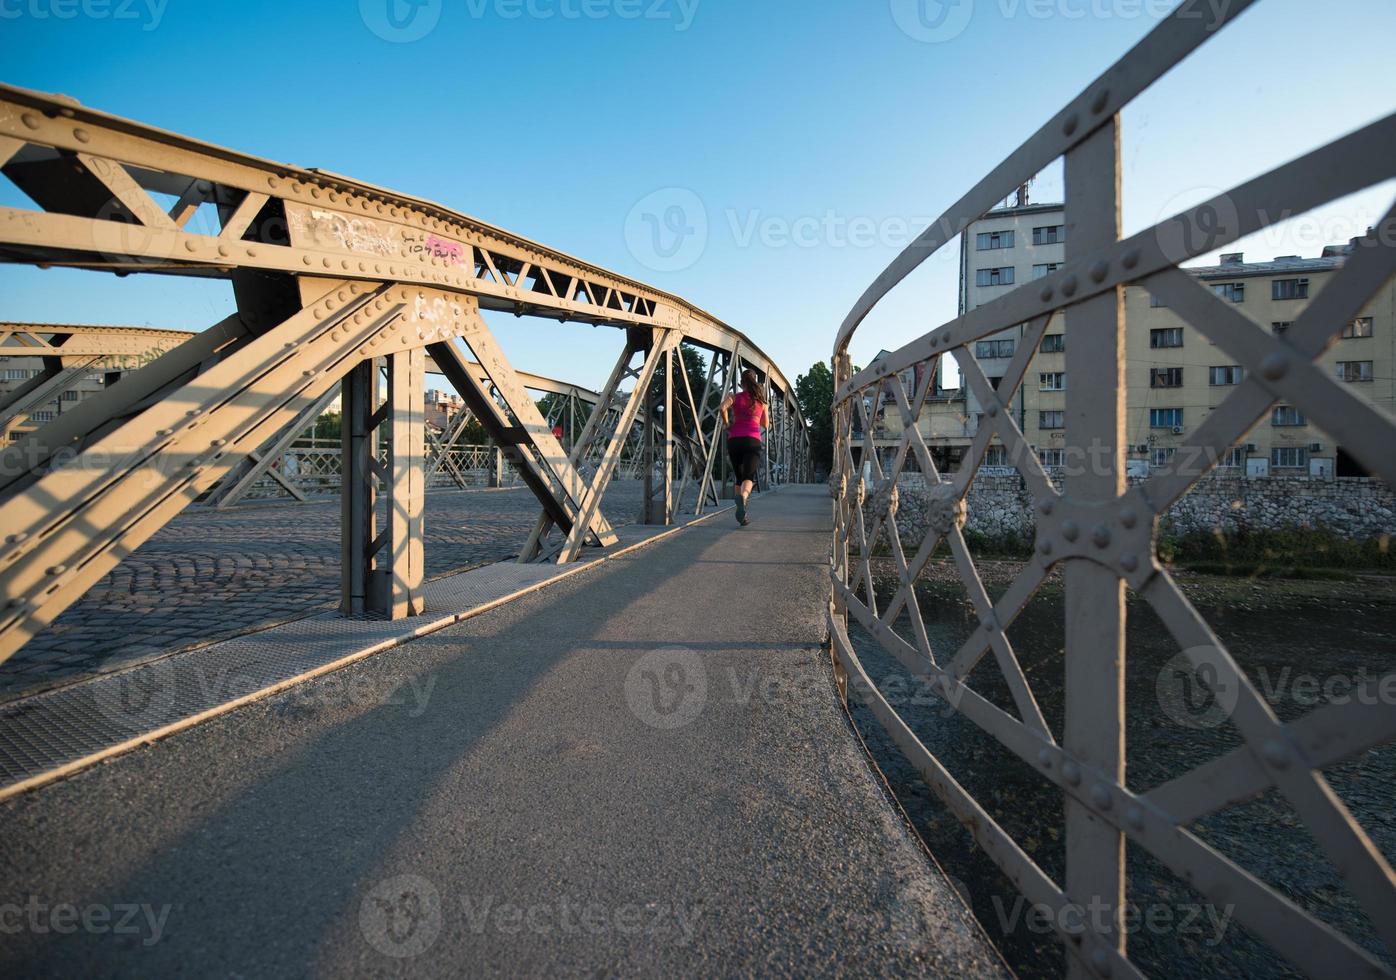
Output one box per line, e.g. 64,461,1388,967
730,392,765,440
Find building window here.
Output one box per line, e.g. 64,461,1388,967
1209,365,1243,386
976,230,1015,251
1272,278,1309,300
3,369,28,380
976,267,1015,287
975,339,1015,359
1212,282,1245,303
1039,334,1065,353
1271,405,1306,427
1039,411,1065,430
61,390,80,401
1342,317,1374,339
1271,447,1308,469
1336,360,1374,382
984,446,1009,466
1150,328,1183,349
1031,262,1062,280
1151,368,1183,388
1150,408,1183,429
1152,448,1176,467
1219,447,1246,468
1150,294,1168,308
1039,372,1065,391
1032,225,1065,245
29,411,55,423
1038,448,1065,467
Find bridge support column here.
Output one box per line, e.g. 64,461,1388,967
340,350,426,619
642,340,673,525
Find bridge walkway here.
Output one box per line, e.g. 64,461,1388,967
0,486,1006,977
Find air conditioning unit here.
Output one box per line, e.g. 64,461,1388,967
1171,425,1185,435
1309,443,1323,453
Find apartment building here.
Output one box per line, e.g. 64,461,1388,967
866,200,1393,480
1024,248,1393,478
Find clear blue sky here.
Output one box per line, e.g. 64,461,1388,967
2,0,1393,391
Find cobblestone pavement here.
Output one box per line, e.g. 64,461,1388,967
0,482,646,701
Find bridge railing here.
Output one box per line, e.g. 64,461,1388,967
827,3,1395,978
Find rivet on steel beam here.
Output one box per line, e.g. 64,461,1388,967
1261,353,1288,381
303,256,313,266
1063,113,1079,136
1121,248,1140,270
1262,739,1290,769
1038,749,1052,768
21,113,41,130
267,177,279,189
1090,260,1108,283
1062,520,1080,542
1090,88,1110,114
73,128,90,143
1090,784,1112,809
211,438,226,447
303,369,316,377
1061,275,1078,297
987,403,998,418
1039,499,1054,516
1126,806,1144,831
5,533,28,544
1062,761,1081,786
322,258,332,268
47,565,66,577
1119,554,1138,573
311,188,321,199
246,248,258,258
218,244,230,257
186,409,200,417
1120,507,1137,528
1092,524,1111,548
1038,539,1053,557
184,241,197,253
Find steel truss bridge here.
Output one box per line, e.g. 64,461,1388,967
829,2,1396,979
0,82,811,664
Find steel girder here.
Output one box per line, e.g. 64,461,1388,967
826,3,1396,979
0,84,811,663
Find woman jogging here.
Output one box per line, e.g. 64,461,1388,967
720,368,768,526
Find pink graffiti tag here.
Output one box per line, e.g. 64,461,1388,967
425,235,464,265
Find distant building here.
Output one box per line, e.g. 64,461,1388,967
864,201,1393,481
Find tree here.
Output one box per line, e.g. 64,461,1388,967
795,360,835,477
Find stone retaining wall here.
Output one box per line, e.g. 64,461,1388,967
882,472,1396,544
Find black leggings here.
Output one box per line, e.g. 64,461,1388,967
727,436,763,483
